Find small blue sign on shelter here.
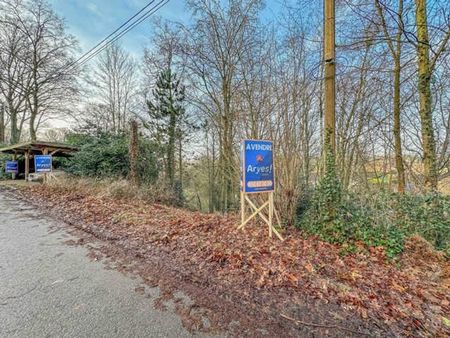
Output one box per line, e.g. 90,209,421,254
35,155,52,173
241,139,274,193
5,161,18,174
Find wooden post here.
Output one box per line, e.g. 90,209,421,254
12,152,16,180
43,148,48,183
240,191,245,226
268,192,273,237
324,0,336,152
25,151,29,181
128,120,139,186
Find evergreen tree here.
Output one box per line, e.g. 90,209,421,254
146,68,186,188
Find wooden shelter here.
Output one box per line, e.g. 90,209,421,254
0,141,78,180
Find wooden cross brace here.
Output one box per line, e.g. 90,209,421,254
238,192,284,241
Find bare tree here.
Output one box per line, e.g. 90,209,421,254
374,0,407,192
182,0,263,211
90,43,138,134
0,0,30,143
0,0,78,142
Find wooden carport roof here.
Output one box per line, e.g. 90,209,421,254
0,141,78,157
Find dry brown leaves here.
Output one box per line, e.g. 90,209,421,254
22,185,450,337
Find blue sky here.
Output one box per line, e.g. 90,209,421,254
49,0,191,59
49,0,284,62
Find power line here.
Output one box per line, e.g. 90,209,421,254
40,0,169,85
66,0,158,70
75,0,169,70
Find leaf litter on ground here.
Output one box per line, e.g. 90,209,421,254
14,184,450,337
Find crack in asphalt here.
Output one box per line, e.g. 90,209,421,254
0,284,39,304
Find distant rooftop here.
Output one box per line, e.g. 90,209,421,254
0,141,78,157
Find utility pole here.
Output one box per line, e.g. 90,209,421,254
324,0,336,154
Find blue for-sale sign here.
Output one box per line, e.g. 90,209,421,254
241,140,274,193
5,161,18,173
35,155,52,173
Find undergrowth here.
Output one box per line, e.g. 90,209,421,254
298,183,450,258
297,142,449,258
0,152,11,180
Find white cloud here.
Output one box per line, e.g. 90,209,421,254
85,2,101,16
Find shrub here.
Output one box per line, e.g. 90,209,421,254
297,190,450,258
63,132,160,184
0,152,10,180
396,193,450,253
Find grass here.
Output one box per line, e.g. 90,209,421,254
0,179,40,188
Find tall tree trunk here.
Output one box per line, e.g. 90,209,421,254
9,100,19,144
29,111,37,141
219,78,235,212
393,57,406,192
209,131,216,212
302,107,310,189
178,133,183,188
219,118,228,212
220,114,234,212
324,0,336,154
393,0,406,193
415,0,438,191
0,102,5,144
375,0,406,193
30,49,39,142
128,120,139,186
167,109,176,187
206,129,213,212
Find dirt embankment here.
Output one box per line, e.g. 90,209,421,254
11,183,450,337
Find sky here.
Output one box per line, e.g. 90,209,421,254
48,0,284,62
48,0,190,59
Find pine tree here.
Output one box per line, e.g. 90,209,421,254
146,68,186,189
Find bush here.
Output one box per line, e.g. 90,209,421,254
396,193,450,253
297,190,450,258
63,132,160,184
0,152,10,180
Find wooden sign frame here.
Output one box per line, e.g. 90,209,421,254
238,140,283,241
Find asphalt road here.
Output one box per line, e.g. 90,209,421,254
0,189,201,338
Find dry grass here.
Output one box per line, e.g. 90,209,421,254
0,179,40,188
45,176,178,205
